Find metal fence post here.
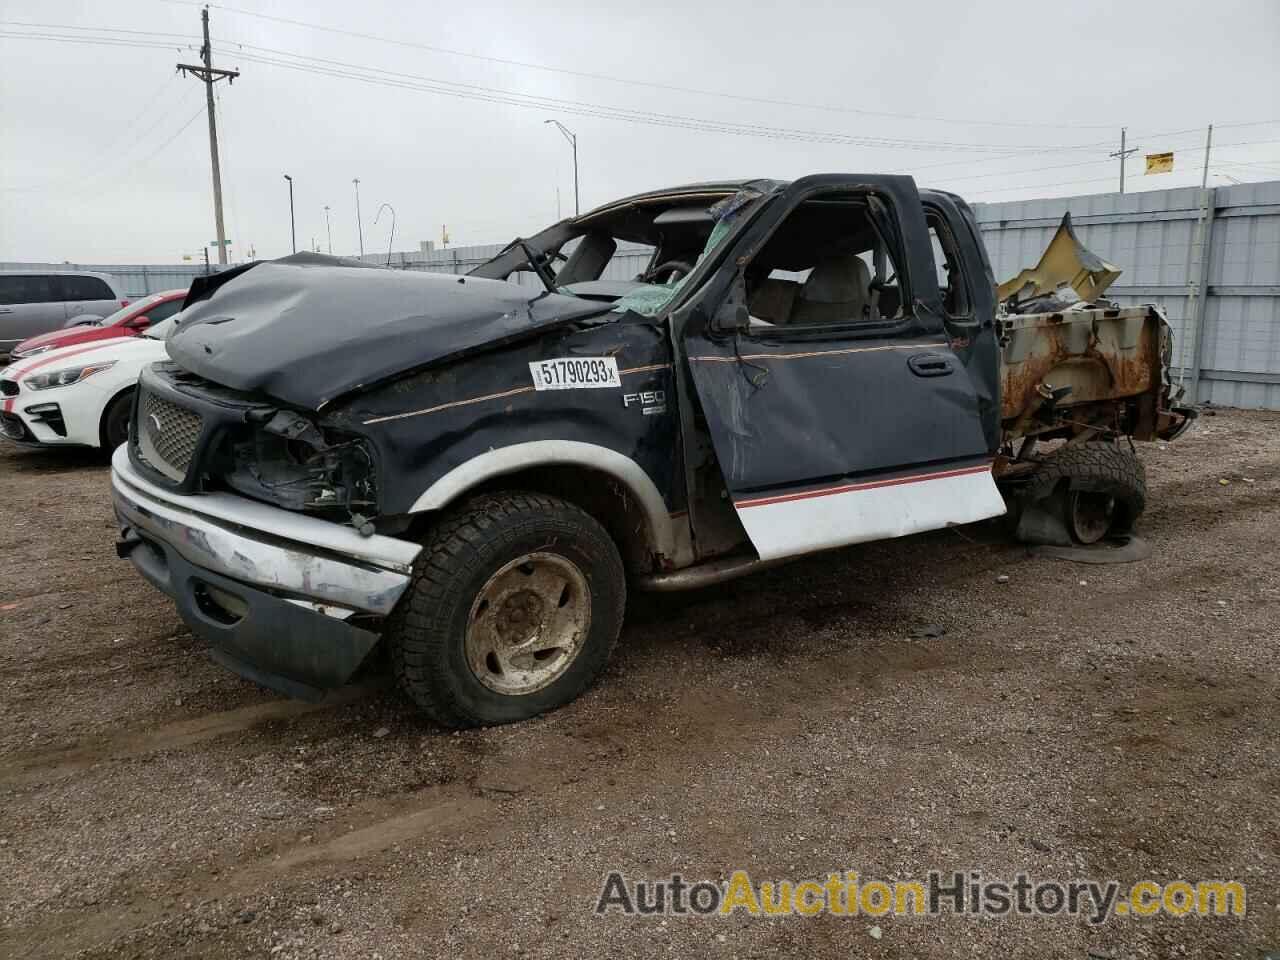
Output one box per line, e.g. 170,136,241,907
1183,187,1218,405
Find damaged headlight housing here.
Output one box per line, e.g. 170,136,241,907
24,361,115,391
223,410,379,517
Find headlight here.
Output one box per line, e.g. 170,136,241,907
23,361,115,391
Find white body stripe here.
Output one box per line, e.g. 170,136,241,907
734,466,1007,562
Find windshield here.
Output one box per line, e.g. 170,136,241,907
468,183,776,310
100,293,161,326
145,316,178,340
610,189,763,317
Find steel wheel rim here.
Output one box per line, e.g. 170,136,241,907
1068,490,1116,544
464,551,591,695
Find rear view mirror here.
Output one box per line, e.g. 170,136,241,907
125,315,150,330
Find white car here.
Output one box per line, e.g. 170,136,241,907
0,317,177,451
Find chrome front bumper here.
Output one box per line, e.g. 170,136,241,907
111,445,422,698
111,444,418,616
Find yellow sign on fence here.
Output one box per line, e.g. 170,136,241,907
1146,152,1174,174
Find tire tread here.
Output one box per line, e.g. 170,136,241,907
387,491,625,728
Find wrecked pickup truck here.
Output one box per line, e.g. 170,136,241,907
111,175,1194,726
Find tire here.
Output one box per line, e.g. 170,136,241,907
1022,441,1147,543
100,390,133,453
387,491,626,728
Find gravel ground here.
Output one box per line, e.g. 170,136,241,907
0,410,1277,959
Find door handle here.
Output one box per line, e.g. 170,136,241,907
907,352,954,377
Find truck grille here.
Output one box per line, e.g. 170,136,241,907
135,390,203,481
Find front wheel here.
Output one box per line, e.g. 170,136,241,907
387,492,626,728
100,390,133,452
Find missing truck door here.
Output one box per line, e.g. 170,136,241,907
684,176,1006,561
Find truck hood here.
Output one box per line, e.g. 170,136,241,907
166,254,613,410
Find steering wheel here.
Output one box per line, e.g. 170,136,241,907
644,259,695,284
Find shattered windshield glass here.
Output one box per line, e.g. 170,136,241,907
610,188,764,317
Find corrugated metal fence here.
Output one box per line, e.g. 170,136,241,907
973,181,1280,409
0,261,214,300
6,179,1278,407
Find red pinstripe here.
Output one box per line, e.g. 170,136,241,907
2,342,125,413
735,463,994,509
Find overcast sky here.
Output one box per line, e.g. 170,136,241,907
2,0,1278,263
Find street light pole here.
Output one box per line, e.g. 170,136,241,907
353,178,365,257
544,119,579,216
323,204,333,254
283,174,296,253
374,203,396,266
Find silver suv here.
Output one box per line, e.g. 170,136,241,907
0,271,128,357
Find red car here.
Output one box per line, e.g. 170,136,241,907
9,289,188,360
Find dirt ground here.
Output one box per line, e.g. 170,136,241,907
0,410,1277,960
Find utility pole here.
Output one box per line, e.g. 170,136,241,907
1109,127,1139,195
352,178,365,257
323,205,333,254
1201,123,1214,189
178,8,239,265
283,174,296,253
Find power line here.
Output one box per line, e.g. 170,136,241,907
65,105,207,197
223,45,1116,154
966,143,1280,198
7,24,1278,166
0,19,192,40
71,71,182,164
3,85,203,192
0,29,188,51
2,26,1113,154
4,23,1278,197
160,0,1123,130
925,133,1280,190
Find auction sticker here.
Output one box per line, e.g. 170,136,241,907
529,357,621,390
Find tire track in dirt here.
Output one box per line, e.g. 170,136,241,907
0,684,382,789
0,628,191,680
4,426,1278,958
4,521,1269,959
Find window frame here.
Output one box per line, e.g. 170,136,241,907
0,275,56,305
721,187,916,341
54,275,115,302
923,204,975,324
140,298,184,325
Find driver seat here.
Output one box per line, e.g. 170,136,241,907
790,254,872,325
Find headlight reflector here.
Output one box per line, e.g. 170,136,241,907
23,361,116,391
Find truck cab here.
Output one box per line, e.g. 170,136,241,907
111,175,1190,727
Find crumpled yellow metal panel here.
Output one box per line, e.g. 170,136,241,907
997,212,1122,304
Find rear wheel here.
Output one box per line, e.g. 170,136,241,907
1017,441,1147,545
387,491,626,728
100,390,133,452
1066,489,1118,545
